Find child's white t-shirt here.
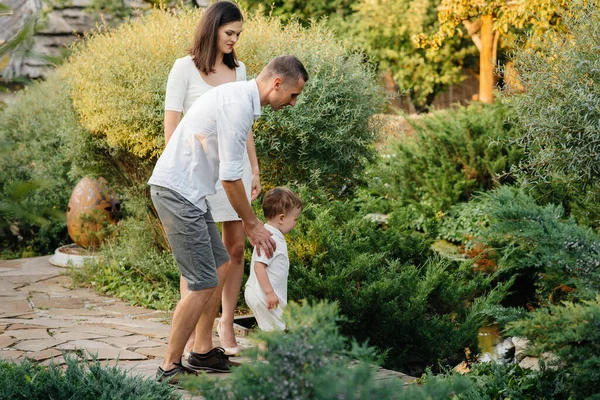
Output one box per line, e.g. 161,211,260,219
245,224,289,307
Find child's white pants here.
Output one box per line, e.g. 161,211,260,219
244,287,286,331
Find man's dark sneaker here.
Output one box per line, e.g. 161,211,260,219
185,347,233,373
156,361,197,384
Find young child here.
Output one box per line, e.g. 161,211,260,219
244,187,302,331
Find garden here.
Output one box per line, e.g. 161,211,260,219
1,0,599,398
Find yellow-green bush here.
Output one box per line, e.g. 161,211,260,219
62,8,385,193
61,9,195,159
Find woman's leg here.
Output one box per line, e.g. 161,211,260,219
219,220,246,348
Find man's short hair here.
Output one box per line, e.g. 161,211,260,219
264,55,309,84
262,187,303,219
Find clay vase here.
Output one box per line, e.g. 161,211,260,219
66,177,122,249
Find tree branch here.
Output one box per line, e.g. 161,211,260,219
463,19,483,52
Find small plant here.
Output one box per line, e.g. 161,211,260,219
0,353,178,399
419,361,572,400
184,300,476,400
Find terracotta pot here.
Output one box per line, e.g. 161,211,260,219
66,177,122,249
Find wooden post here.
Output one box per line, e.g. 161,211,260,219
479,14,494,104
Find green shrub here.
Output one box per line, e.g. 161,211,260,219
507,297,600,399
443,186,600,306
0,74,82,257
184,301,396,399
420,361,572,400
503,1,600,227
0,354,177,400
369,103,522,218
61,8,385,196
184,300,476,400
285,192,509,374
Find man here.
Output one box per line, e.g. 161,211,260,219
148,55,308,382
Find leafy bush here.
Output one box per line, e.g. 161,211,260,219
284,191,509,374
185,300,476,400
61,8,385,196
507,297,600,399
503,1,600,226
0,354,177,400
0,74,82,257
442,186,600,306
369,103,522,219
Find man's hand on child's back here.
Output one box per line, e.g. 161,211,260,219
243,219,276,258
265,291,279,309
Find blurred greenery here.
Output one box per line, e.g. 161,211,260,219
343,0,477,110
0,75,81,258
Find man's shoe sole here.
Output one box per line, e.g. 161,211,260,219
185,363,231,373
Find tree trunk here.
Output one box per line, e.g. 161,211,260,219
479,14,494,104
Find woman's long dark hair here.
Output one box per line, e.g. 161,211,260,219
189,1,243,75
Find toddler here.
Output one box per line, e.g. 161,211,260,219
244,187,302,331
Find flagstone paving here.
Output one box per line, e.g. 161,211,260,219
0,256,415,398
0,256,243,399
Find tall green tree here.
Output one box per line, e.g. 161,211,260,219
345,0,476,111
414,0,571,103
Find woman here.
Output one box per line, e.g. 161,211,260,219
164,0,258,356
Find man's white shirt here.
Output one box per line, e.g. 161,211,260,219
148,79,262,211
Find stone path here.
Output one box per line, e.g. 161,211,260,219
0,255,247,399
0,255,414,396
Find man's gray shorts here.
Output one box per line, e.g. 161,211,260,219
150,185,230,291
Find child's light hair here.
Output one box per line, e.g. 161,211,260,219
262,187,302,219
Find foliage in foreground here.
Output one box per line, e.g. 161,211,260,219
370,103,522,222
503,1,600,227
507,297,600,399
0,354,177,400
184,300,474,400
186,301,581,399
441,186,600,306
